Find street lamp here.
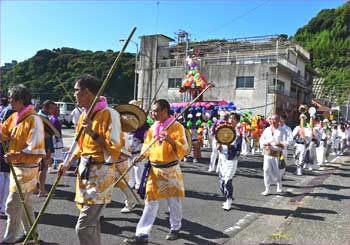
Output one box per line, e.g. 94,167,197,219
119,39,138,100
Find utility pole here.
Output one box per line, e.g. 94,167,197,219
175,30,190,102
264,72,269,119
275,39,279,114
346,100,349,121
134,43,139,100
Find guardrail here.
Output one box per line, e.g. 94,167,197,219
155,54,299,74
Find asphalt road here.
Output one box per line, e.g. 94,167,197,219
0,128,333,245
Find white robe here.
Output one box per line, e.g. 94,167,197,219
280,124,293,158
331,129,339,152
338,129,347,153
241,129,249,155
280,124,293,175
259,126,284,186
316,126,329,165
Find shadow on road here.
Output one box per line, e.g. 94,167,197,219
152,215,229,244
231,203,335,221
46,185,75,202
292,206,337,220
185,190,223,202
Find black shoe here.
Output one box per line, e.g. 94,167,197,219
123,235,148,244
13,233,40,244
166,230,180,240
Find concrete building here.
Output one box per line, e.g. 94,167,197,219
136,34,313,126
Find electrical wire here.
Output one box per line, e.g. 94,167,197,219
196,0,271,40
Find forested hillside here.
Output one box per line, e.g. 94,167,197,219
292,2,350,104
1,48,135,104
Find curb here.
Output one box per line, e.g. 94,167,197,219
224,155,342,244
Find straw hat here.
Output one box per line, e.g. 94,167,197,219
114,104,146,132
128,100,142,107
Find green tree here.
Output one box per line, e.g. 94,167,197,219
292,2,350,104
1,48,136,104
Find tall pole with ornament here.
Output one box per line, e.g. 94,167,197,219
179,56,211,101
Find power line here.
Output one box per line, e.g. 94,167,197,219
196,0,271,40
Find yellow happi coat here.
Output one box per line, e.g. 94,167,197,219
74,107,123,205
142,121,187,201
1,108,46,193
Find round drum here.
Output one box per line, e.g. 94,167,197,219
215,122,236,144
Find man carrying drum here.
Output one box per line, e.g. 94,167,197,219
216,112,242,211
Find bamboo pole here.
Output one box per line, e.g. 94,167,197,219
118,172,143,206
23,26,137,244
113,85,212,188
0,142,39,244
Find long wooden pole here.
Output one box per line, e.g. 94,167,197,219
23,27,137,244
118,172,143,206
113,85,212,187
0,142,39,243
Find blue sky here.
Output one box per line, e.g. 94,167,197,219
0,0,346,65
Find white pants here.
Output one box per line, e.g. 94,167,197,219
215,152,227,173
3,192,36,243
219,158,238,180
340,139,346,154
263,155,283,187
316,141,326,165
307,142,317,166
332,139,339,153
295,143,305,167
129,157,146,189
0,172,10,213
241,138,249,155
121,186,135,207
209,138,218,171
136,197,182,236
251,139,260,154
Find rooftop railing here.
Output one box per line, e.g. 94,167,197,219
155,54,299,75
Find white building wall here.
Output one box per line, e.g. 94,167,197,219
137,34,312,123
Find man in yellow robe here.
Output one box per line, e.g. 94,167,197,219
58,74,123,245
125,99,188,244
0,84,46,244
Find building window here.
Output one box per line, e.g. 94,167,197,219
236,76,254,89
291,87,297,98
273,78,285,93
168,78,182,89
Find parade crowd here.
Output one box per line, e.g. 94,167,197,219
0,74,349,244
